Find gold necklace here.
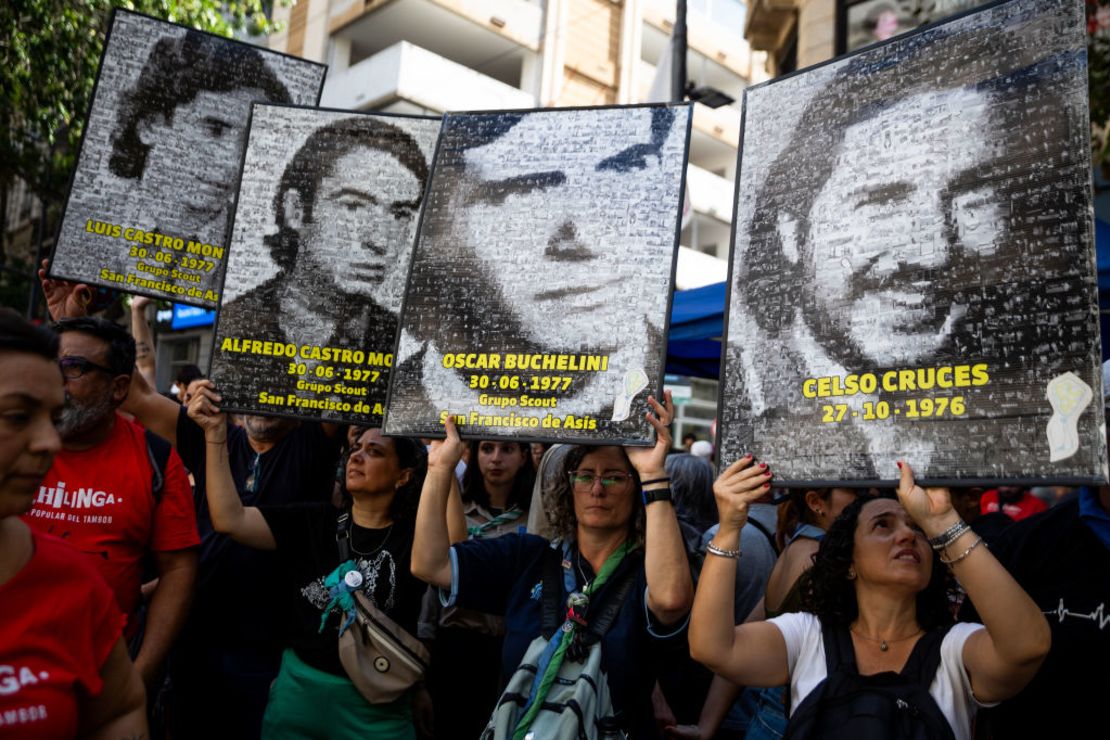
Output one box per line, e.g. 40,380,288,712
850,626,924,652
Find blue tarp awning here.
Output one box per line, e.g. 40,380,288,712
666,281,725,379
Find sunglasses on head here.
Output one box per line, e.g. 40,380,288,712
58,356,115,379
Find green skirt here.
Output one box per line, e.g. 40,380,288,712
262,649,414,740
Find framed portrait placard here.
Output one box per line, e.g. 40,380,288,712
717,0,1105,485
48,9,326,308
384,103,693,444
208,104,441,424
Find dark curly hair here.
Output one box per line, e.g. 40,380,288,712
547,445,645,543
339,430,427,525
800,495,954,630
109,28,292,179
462,439,534,513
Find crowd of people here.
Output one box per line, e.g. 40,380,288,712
1,268,1107,740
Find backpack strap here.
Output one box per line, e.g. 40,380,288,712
820,619,859,676
899,624,954,685
821,620,954,682
540,543,565,637
144,429,172,504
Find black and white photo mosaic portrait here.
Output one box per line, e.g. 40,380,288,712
49,9,325,308
210,105,441,424
719,0,1106,485
386,104,692,444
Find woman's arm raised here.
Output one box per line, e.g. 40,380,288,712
896,462,1050,703
411,417,468,588
626,392,693,625
689,456,790,687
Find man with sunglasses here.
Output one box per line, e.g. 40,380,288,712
23,316,199,703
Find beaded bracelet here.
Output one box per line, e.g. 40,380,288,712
928,520,970,551
939,536,985,566
706,542,741,560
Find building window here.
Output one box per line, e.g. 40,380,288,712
156,336,201,394
838,0,993,54
691,0,747,32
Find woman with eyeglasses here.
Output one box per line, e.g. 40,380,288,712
412,393,693,739
0,310,148,738
422,439,536,739
186,383,460,740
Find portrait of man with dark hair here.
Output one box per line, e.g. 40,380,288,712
210,106,440,424
718,0,1105,484
50,9,325,307
385,104,691,444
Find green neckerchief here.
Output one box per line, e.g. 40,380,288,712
467,505,523,539
512,539,636,740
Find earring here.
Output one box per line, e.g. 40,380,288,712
847,568,857,580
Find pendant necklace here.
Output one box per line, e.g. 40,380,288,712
575,551,592,590
850,626,924,652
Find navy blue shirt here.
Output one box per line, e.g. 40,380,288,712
446,533,686,738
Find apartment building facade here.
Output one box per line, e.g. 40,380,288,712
264,0,765,442
268,0,765,284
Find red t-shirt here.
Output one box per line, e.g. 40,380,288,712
0,531,125,738
24,413,199,625
980,489,1048,522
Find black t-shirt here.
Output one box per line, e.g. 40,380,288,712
175,407,340,645
959,497,1110,736
260,503,425,676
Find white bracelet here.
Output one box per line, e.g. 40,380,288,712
706,542,741,559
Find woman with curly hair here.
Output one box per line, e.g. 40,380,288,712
690,458,1050,740
189,382,443,739
412,394,693,739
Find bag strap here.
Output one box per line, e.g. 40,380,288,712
144,428,172,503
335,510,351,562
747,516,780,555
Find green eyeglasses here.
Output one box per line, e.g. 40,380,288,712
569,472,632,490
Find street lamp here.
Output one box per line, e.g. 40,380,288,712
686,83,735,109
672,0,737,109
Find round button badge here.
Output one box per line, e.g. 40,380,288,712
374,656,390,673
344,570,364,589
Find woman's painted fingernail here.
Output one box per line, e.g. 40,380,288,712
763,482,771,489
896,461,903,469
759,462,767,469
